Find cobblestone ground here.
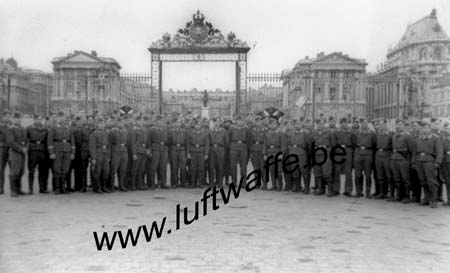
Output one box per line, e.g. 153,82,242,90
1,174,450,273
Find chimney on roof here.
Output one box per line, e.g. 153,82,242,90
430,8,437,18
317,52,325,58
91,51,97,57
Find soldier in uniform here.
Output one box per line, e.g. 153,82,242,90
312,118,336,196
286,118,312,193
187,119,209,188
409,119,422,203
149,115,170,189
168,117,188,188
441,125,450,206
6,112,27,197
228,116,250,188
109,117,129,191
89,117,111,193
64,116,77,192
208,118,229,188
73,116,92,192
248,116,266,189
413,124,443,208
373,119,393,199
353,118,376,198
389,119,414,202
128,116,150,190
47,111,75,194
334,117,355,197
26,115,49,194
263,118,285,191
222,118,233,185
0,111,11,195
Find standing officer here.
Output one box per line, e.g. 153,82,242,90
47,111,75,194
389,120,414,202
149,115,170,189
353,118,376,198
222,118,233,185
26,115,49,194
413,124,443,208
286,119,312,193
187,119,209,188
228,116,250,189
334,117,355,197
248,116,266,189
409,119,422,203
109,117,129,192
73,116,92,192
89,117,111,193
7,112,28,197
208,118,229,188
441,125,450,206
0,111,11,195
312,118,336,196
129,116,151,190
168,117,188,188
373,119,393,199
263,118,285,191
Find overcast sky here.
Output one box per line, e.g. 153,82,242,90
1,0,449,90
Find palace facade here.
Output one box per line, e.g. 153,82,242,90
366,9,450,120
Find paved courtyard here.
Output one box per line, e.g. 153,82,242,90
1,180,450,273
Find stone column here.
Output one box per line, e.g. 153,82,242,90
339,72,343,102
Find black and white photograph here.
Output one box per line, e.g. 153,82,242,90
1,0,450,272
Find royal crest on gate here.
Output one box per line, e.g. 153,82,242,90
150,10,249,49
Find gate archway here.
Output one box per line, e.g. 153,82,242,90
148,10,250,116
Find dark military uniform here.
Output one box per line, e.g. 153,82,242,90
413,131,443,208
47,122,75,194
263,124,286,190
7,123,27,196
109,125,129,191
187,126,209,187
168,124,188,187
441,130,450,205
390,130,414,202
334,125,355,196
149,124,169,188
26,124,49,193
129,125,150,190
312,127,336,195
73,124,91,191
208,124,229,187
248,123,267,189
374,129,393,198
0,120,9,194
228,121,250,188
353,128,376,197
89,126,111,193
286,125,312,193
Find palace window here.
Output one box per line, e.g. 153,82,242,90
419,48,427,60
433,47,442,60
330,71,337,78
329,87,337,101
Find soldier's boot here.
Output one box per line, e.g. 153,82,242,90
326,179,334,197
0,178,4,195
443,192,450,206
437,183,444,202
277,178,283,192
9,175,18,197
430,185,439,208
261,182,268,190
270,179,277,191
60,179,67,194
314,177,324,195
386,183,396,201
28,174,34,195
420,186,430,206
402,185,411,204
16,177,25,195
303,177,310,194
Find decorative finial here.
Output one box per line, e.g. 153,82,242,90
430,9,437,18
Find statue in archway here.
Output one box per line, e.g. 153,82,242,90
202,90,209,107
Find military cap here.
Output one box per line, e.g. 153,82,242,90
33,114,41,120
339,117,348,124
13,112,21,119
57,111,65,117
292,119,298,124
96,117,104,123
143,115,150,121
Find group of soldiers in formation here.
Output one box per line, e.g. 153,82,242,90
0,109,449,208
